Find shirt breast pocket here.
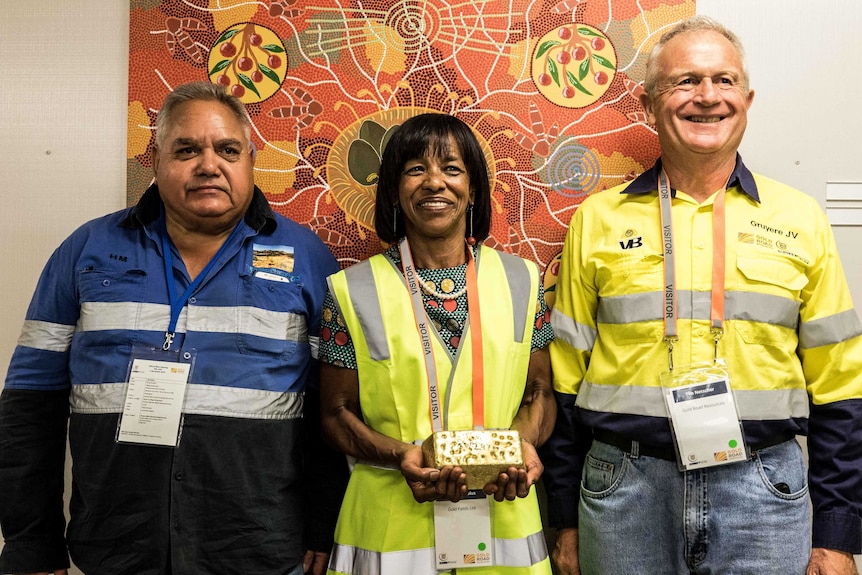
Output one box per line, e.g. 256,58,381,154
736,253,808,294
74,269,148,349
598,253,664,345
237,276,307,359
734,252,806,345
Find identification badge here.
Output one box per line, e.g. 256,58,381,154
660,361,747,471
433,490,493,569
117,346,194,447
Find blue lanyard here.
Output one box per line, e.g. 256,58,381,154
160,213,244,350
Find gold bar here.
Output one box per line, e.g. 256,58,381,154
422,429,524,489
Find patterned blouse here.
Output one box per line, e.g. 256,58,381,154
319,245,554,369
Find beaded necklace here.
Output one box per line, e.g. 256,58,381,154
418,277,468,300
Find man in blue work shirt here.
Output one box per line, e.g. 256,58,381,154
0,81,347,574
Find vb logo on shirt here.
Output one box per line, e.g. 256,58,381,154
619,236,643,250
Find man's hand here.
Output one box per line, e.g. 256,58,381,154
483,440,544,502
807,548,860,575
399,444,467,503
552,527,580,575
303,549,329,575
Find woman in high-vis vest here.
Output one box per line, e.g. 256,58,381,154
318,113,556,575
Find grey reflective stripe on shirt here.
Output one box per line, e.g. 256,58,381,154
550,308,597,352
597,289,800,328
340,251,535,361
329,530,548,574
577,380,810,420
799,308,862,349
76,301,309,342
18,320,75,352
70,382,304,419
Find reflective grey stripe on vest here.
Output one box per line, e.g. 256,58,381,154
497,252,532,343
598,289,800,328
329,260,389,361
338,250,534,362
70,382,303,420
577,380,810,420
329,530,547,574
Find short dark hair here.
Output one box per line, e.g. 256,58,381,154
155,81,251,148
374,113,492,244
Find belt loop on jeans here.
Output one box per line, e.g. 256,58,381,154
630,439,640,458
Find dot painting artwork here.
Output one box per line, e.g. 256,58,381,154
128,0,695,296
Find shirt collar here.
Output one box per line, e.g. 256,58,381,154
623,154,759,203
121,183,277,233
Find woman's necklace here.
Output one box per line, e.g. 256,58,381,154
418,276,467,300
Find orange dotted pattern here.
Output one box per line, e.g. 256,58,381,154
128,0,695,280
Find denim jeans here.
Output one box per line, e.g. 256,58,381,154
578,438,811,574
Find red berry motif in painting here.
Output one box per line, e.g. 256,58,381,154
129,0,694,298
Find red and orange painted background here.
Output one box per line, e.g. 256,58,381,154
128,0,694,298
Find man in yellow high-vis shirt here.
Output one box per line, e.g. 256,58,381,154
544,15,862,575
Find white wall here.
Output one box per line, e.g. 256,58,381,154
1,1,860,571
698,0,862,305
0,2,128,573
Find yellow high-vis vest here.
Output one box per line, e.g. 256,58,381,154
326,245,551,575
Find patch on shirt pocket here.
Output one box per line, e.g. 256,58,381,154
237,276,305,358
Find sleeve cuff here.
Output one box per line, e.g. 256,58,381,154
545,489,579,529
0,537,69,573
812,511,862,554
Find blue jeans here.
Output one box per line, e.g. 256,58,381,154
578,438,810,574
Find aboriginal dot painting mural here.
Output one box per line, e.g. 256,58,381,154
128,0,694,301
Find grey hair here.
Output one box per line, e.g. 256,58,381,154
643,15,750,100
154,81,252,148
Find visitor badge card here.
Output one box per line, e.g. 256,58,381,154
664,377,747,471
118,358,190,447
434,490,493,569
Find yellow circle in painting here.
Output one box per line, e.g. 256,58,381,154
208,22,286,104
440,278,456,294
531,24,617,108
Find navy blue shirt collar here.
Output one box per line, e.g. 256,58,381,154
122,183,278,233
623,154,759,203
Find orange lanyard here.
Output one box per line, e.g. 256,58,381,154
399,239,485,432
657,171,727,369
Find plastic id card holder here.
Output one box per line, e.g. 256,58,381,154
116,344,196,447
660,360,748,471
434,490,493,570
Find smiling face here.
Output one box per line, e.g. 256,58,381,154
640,29,754,165
398,135,473,243
151,99,255,236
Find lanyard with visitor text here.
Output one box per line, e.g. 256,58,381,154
658,171,727,370
399,238,485,433
160,209,243,351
